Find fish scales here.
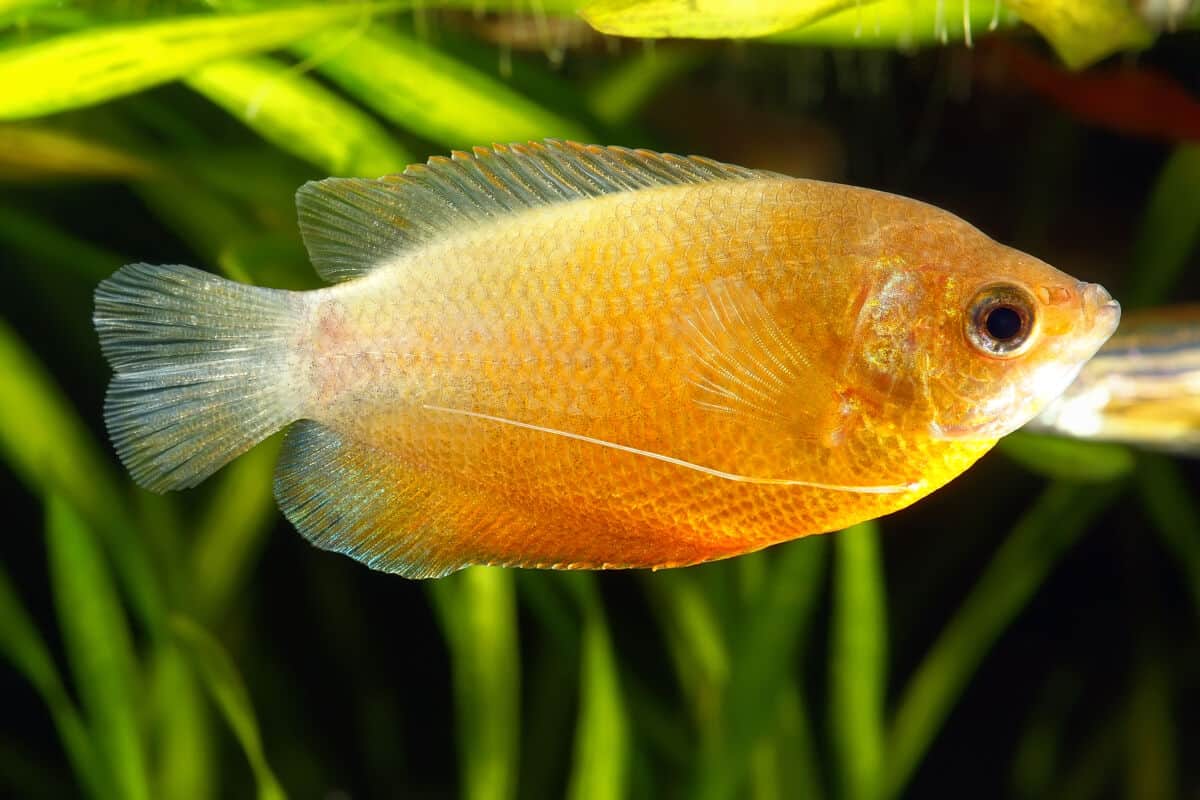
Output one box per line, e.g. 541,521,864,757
301,181,908,567
94,141,1120,577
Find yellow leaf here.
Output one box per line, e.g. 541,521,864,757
581,0,863,38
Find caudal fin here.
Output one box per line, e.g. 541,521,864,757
94,264,305,492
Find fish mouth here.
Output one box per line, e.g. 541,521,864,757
1080,282,1121,344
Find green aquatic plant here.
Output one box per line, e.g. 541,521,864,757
1,2,1198,799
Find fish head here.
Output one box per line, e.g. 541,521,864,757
844,200,1120,443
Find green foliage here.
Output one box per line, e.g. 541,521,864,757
885,482,1123,799
294,27,594,148
170,618,286,800
998,433,1135,483
830,523,886,800
0,2,412,119
431,568,521,800
184,56,412,177
1,3,1197,799
46,494,150,800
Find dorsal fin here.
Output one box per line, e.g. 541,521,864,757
295,139,779,283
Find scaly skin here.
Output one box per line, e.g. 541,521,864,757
289,178,1114,570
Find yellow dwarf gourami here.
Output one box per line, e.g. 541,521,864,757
94,141,1120,578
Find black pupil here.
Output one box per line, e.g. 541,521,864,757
985,305,1023,341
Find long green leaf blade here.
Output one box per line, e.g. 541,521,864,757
1004,0,1153,69
46,493,150,800
170,616,287,800
885,482,1122,800
1127,145,1200,308
430,567,521,800
0,562,105,799
190,435,282,621
0,2,407,119
0,318,164,632
694,538,827,800
184,55,411,177
1135,454,1200,619
149,645,213,800
566,575,629,800
297,27,593,149
830,522,887,800
998,433,1134,483
581,0,862,38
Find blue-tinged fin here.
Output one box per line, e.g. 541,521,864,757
295,139,781,283
273,421,514,578
94,264,304,492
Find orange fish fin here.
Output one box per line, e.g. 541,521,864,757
681,278,836,431
296,140,780,282
274,420,476,578
274,420,597,578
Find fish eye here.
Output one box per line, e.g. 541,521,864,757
965,284,1037,358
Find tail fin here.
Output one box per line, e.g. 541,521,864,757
94,264,305,492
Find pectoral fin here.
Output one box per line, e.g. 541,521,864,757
680,278,837,432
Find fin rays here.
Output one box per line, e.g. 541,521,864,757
681,279,818,426
295,140,779,283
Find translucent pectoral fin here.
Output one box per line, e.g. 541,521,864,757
680,277,837,431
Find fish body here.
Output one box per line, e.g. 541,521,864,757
1029,305,1200,453
94,141,1119,578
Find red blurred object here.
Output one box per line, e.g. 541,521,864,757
982,39,1200,142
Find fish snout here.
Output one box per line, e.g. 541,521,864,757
1078,281,1121,338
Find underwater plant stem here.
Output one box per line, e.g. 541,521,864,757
884,480,1123,799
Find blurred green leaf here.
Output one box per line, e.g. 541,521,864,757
149,644,214,800
184,55,411,178
0,2,410,119
770,0,1019,46
999,433,1135,483
581,0,863,38
190,435,282,621
0,319,164,632
218,231,322,291
0,203,124,282
296,27,593,149
0,562,105,799
1124,650,1175,800
170,616,287,800
0,318,118,520
1135,454,1200,619
1008,670,1082,799
643,569,728,726
885,481,1122,800
830,522,886,800
1051,706,1122,800
0,123,155,180
767,683,823,800
430,567,520,800
133,174,267,274
586,46,708,128
46,493,150,800
1127,145,1200,308
1004,0,1153,69
565,575,629,800
694,538,827,800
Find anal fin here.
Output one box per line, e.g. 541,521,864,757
274,420,568,578
275,421,468,578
